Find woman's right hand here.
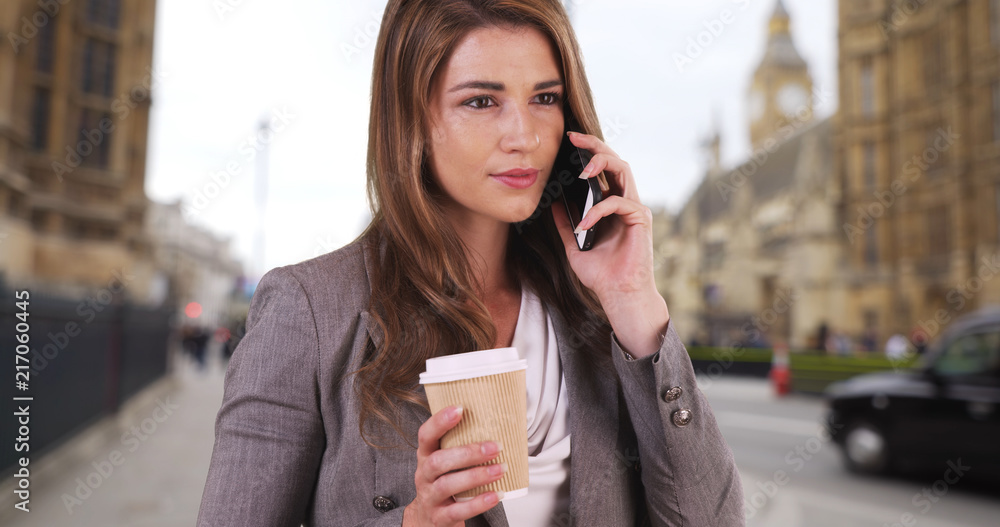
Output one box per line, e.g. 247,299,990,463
402,405,507,526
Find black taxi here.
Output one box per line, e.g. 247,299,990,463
825,307,1000,480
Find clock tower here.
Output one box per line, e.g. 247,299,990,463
748,0,813,148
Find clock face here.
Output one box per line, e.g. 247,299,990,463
749,89,765,121
778,83,809,117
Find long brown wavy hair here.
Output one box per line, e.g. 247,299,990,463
351,0,614,449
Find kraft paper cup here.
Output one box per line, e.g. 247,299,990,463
419,347,529,502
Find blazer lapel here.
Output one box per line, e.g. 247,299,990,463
361,311,511,526
547,306,627,524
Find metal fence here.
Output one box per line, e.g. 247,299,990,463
0,278,173,476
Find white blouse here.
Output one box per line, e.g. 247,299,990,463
502,285,572,526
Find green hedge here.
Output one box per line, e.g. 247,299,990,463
685,347,922,394
686,346,773,363
789,353,921,394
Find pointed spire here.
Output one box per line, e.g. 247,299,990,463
701,110,723,177
769,0,791,36
774,0,789,18
761,0,804,68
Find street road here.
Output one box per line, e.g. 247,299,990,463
701,376,1000,527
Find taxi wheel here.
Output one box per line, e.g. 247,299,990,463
843,420,890,475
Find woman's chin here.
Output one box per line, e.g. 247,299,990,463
505,204,547,226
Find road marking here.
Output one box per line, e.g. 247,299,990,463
715,411,824,438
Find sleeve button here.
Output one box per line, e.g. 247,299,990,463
671,409,693,427
373,495,397,512
662,386,683,402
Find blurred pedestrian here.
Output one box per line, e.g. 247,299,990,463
910,327,929,355
192,326,209,370
816,322,829,353
860,328,877,353
181,324,197,359
832,330,852,356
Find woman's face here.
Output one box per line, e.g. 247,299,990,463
425,24,565,229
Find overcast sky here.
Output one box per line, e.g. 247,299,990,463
145,0,837,277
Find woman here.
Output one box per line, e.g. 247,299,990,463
197,1,744,526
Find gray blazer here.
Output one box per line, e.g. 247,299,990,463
197,239,744,526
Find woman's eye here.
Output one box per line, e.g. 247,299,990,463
464,96,495,109
536,92,562,105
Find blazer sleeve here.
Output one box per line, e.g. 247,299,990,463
610,322,745,527
197,267,325,527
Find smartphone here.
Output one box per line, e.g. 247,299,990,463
552,127,605,251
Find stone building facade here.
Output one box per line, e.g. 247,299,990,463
655,0,846,350
835,0,1000,342
0,0,160,301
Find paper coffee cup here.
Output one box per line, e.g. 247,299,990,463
419,347,529,501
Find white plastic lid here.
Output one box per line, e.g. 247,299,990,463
419,347,527,384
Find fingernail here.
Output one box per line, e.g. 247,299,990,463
579,163,593,178
449,406,463,421
597,173,610,192
481,441,501,455
494,490,505,501
574,220,587,234
488,462,507,476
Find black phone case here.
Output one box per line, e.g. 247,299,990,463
553,131,604,250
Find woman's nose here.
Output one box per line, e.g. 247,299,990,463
498,105,541,153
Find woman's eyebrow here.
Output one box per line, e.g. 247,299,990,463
448,79,563,92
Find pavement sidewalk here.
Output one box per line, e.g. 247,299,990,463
5,348,226,527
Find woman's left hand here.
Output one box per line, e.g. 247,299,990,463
551,131,670,358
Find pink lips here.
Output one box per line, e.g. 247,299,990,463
490,169,539,190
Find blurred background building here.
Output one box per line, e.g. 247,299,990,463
0,0,247,484
0,1,997,525
0,0,160,299
0,0,245,322
655,0,1000,352
145,199,244,328
834,0,1000,345
655,1,845,350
